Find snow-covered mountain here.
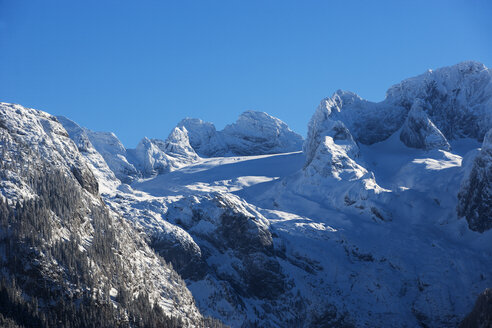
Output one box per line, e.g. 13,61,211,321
126,126,199,178
178,110,304,157
60,110,302,184
0,103,215,327
1,61,492,327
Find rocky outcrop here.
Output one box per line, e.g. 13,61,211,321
71,164,99,195
388,61,492,141
457,129,492,232
313,90,406,145
400,99,450,150
295,95,387,216
460,289,492,328
150,220,206,280
178,118,226,157
165,193,287,301
163,126,198,159
126,127,199,178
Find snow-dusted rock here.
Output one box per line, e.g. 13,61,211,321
400,99,451,150
166,193,274,255
296,97,387,215
304,104,360,167
57,116,121,192
163,125,199,160
0,103,100,197
3,61,492,328
85,129,139,183
178,111,303,157
178,118,225,157
388,61,492,141
165,193,293,324
127,127,199,177
127,137,167,177
296,61,492,216
310,62,492,147
457,128,492,232
221,110,304,156
313,90,407,145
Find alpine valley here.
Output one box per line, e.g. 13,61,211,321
1,61,491,328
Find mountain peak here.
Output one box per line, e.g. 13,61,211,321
177,110,303,157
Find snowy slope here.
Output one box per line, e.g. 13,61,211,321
3,61,491,328
84,129,140,183
121,133,492,327
57,116,121,193
124,61,492,327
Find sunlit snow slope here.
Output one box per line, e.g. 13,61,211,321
9,60,490,328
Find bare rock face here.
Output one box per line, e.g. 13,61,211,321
150,221,206,280
400,99,450,151
459,289,492,328
71,164,99,195
457,129,492,232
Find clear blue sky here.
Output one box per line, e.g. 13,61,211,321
1,0,491,147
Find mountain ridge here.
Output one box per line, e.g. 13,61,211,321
1,60,492,327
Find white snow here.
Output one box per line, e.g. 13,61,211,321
4,61,491,328
179,110,304,157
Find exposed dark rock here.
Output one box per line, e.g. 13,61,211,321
309,304,355,328
217,212,273,255
151,234,207,280
242,253,286,300
459,289,492,328
457,129,492,232
71,164,99,196
400,99,450,151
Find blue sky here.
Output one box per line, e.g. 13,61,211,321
1,0,491,147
